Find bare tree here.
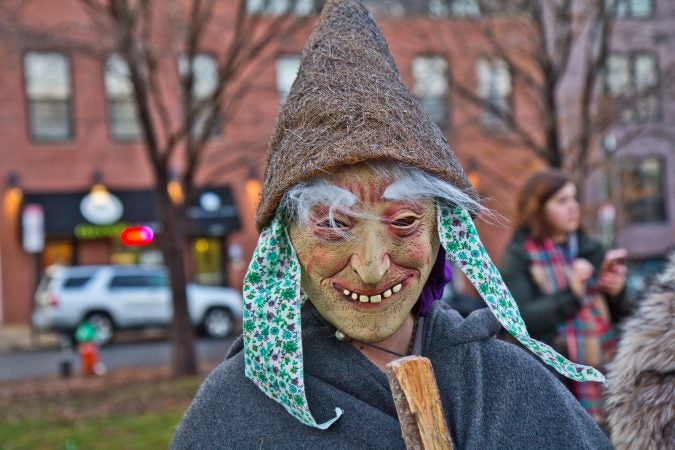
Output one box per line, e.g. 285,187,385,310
407,0,625,188
0,0,309,375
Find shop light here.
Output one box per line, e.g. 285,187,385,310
90,171,113,206
167,168,185,205
467,158,481,191
245,167,262,210
120,226,154,246
4,171,23,218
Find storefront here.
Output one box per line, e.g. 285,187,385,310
20,186,241,288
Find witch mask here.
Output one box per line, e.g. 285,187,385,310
242,165,605,428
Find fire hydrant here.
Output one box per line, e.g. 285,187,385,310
75,321,100,376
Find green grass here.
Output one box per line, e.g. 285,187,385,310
0,410,184,449
0,370,204,450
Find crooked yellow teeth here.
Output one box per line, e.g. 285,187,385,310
340,283,403,304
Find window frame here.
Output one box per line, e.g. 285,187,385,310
177,52,223,139
245,0,316,16
22,50,75,144
618,155,668,225
609,0,655,19
411,54,451,133
275,54,302,105
475,55,513,130
104,54,144,143
604,50,661,123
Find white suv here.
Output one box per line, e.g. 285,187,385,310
32,265,243,345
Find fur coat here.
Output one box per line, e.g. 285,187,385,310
605,253,675,449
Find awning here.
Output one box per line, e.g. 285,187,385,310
21,186,241,239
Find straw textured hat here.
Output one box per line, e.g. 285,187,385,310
256,0,477,231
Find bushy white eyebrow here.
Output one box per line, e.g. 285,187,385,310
279,180,358,228
382,171,479,212
279,161,486,227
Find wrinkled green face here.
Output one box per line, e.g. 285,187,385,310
288,165,439,343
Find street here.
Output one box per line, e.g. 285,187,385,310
0,336,236,382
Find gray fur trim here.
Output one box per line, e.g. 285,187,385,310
605,252,675,450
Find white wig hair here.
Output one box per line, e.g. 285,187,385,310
279,161,486,227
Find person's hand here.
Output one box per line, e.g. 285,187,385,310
598,262,628,296
598,250,628,296
569,258,594,298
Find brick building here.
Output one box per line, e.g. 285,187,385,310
0,0,672,325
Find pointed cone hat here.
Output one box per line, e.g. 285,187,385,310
256,0,477,231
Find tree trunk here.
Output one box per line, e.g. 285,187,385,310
156,187,198,376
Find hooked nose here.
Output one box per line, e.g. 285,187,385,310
350,225,390,285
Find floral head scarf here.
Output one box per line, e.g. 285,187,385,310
242,205,605,428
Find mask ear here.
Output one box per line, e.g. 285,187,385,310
437,204,606,384
242,214,343,429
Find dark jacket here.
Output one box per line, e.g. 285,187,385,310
172,302,611,449
500,229,630,352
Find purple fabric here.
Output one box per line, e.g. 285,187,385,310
419,246,452,316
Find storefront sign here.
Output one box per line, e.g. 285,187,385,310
120,226,154,246
22,204,45,253
75,223,128,240
80,190,124,225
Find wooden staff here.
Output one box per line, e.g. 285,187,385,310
386,356,453,450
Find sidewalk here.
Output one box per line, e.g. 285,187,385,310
0,325,59,353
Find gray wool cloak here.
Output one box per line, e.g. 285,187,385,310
172,302,611,449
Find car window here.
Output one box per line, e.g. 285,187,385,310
62,276,93,289
36,274,54,293
109,274,168,289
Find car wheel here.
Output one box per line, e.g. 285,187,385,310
83,312,114,346
202,307,234,339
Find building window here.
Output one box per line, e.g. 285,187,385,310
363,0,408,16
276,55,301,104
179,53,221,137
609,0,653,18
105,55,143,141
619,157,666,224
41,240,74,268
429,0,480,17
476,57,511,128
191,238,224,286
605,52,659,122
23,51,73,142
246,0,315,15
412,56,449,132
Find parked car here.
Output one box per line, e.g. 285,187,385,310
32,265,243,345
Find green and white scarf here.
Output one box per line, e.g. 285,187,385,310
242,205,605,428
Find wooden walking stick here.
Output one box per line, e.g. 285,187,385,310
386,356,454,450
